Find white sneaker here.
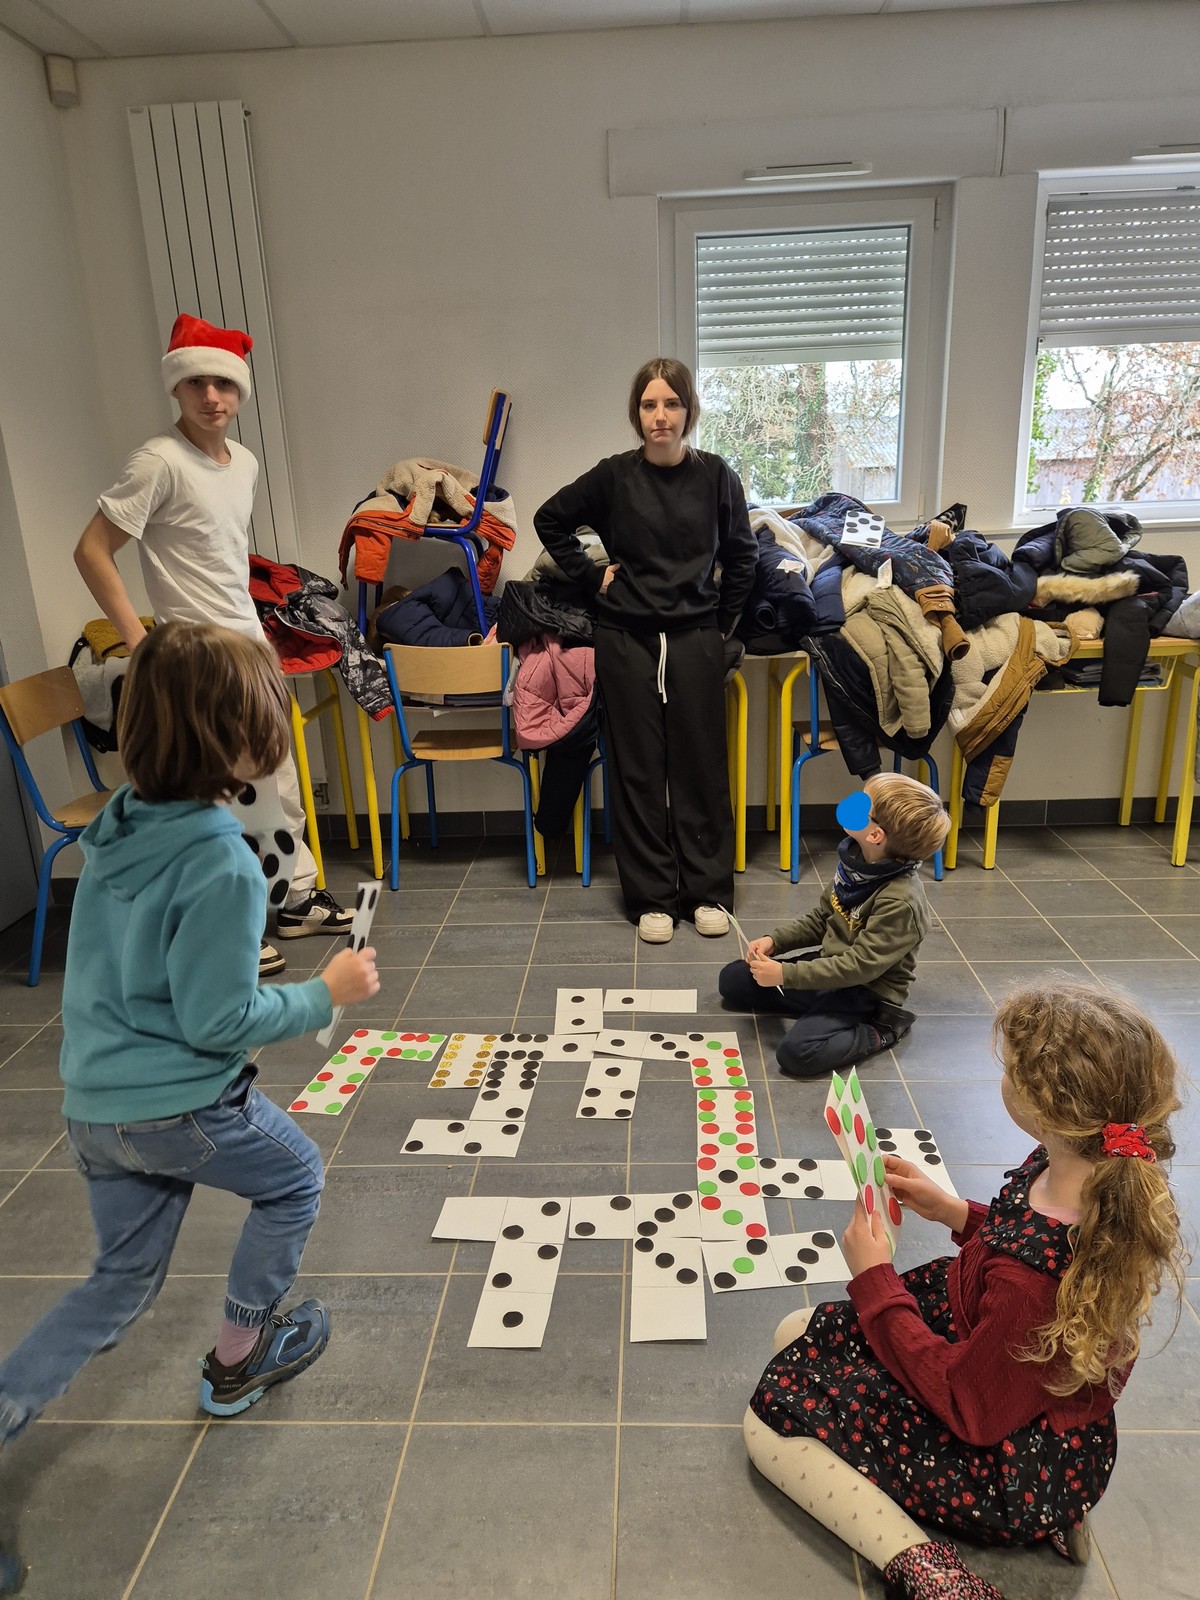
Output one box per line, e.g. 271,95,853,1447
638,912,675,944
694,905,730,937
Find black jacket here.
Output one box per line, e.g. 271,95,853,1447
497,579,596,649
941,533,1037,632
736,529,845,653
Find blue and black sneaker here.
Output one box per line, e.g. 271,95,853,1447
199,1298,330,1417
0,1546,25,1596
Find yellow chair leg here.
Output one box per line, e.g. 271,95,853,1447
1156,669,1183,824
289,690,325,890
356,705,384,881
766,663,778,835
982,798,999,869
528,753,546,877
1171,660,1200,866
945,742,964,871
322,671,359,852
1118,689,1145,828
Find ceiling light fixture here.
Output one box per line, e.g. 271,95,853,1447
1130,145,1200,162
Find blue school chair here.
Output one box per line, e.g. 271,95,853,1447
382,642,536,890
0,667,114,985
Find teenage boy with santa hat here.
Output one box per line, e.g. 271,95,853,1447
74,314,352,971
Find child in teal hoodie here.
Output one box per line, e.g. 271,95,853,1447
0,623,379,1497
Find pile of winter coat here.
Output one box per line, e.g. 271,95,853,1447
765,495,1188,806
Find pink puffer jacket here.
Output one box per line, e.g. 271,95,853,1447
512,637,595,750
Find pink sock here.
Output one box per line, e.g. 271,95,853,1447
214,1319,262,1368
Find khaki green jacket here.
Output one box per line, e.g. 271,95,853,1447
770,871,931,1009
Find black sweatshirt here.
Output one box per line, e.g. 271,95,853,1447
533,449,757,637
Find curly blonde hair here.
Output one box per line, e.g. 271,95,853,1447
995,982,1188,1397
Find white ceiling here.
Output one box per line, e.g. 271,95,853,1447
0,0,1143,62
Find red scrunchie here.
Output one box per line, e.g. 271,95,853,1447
1102,1122,1156,1162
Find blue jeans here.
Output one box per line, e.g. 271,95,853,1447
0,1069,323,1444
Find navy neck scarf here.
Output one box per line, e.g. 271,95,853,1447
832,836,917,912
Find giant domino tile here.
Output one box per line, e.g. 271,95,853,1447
298,997,953,1343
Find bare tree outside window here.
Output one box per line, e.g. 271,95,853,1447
698,359,902,506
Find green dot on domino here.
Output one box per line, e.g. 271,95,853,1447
723,1209,743,1226
380,1031,398,1040
850,1076,862,1103
698,1180,718,1195
736,1155,756,1170
841,1106,852,1133
856,1152,868,1183
324,1104,341,1113
346,1073,365,1083
733,1256,755,1274
718,1132,737,1145
306,1082,324,1093
331,1054,348,1065
874,1155,886,1186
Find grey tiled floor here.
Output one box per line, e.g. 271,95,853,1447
0,823,1198,1598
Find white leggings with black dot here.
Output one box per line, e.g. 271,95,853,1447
742,1307,930,1571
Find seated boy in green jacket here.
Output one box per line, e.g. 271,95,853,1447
718,773,949,1078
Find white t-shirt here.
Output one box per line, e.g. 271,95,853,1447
98,429,263,639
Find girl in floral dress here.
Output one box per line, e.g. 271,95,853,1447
745,982,1187,1599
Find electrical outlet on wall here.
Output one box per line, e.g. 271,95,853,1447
312,782,329,808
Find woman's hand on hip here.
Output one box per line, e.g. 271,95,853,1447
600,563,620,594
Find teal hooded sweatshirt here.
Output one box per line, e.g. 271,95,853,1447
60,785,332,1123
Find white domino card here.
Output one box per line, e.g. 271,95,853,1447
698,1193,770,1241
531,1033,597,1064
457,1119,526,1157
825,1068,901,1254
431,1195,509,1241
316,881,381,1047
471,1065,539,1122
841,510,886,548
647,990,698,1013
873,1127,959,1197
595,1029,651,1057
497,1196,570,1244
568,1193,638,1240
554,989,604,1033
483,1235,565,1296
631,1233,704,1289
757,1157,858,1201
288,1030,388,1115
632,1191,702,1238
628,1284,707,1343
576,1058,642,1119
702,1236,783,1292
428,1033,498,1088
401,1118,469,1155
603,989,655,1012
467,1288,554,1349
769,1230,849,1287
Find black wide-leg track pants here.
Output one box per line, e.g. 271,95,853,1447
594,622,734,922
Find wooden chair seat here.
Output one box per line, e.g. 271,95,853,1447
410,728,504,761
53,788,116,828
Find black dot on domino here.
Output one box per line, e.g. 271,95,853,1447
448,1122,466,1133
676,1268,698,1285
748,1238,769,1256
615,1108,632,1118
799,1158,818,1171
537,1245,559,1260
655,1252,675,1270
463,1141,481,1154
366,888,379,911
404,1139,424,1152
634,1237,654,1253
355,887,365,910
274,830,295,854
269,881,290,907
611,1196,632,1210
501,1311,524,1329
714,1271,736,1289
492,1272,513,1288
637,1221,657,1236
604,1066,621,1077
580,1106,597,1117
797,1247,820,1264
584,1087,601,1098
813,1231,836,1248
243,833,261,854
502,1224,524,1239
238,784,257,805
541,1202,562,1216
672,1194,692,1209
785,1265,808,1283
619,1089,636,1099
804,1186,824,1200
575,1221,596,1236
654,1207,675,1224
501,1124,520,1135
261,853,280,879
876,1126,893,1139
571,994,585,1003
762,1184,781,1198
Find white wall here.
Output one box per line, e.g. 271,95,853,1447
7,1,1200,826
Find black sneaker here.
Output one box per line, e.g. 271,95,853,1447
199,1298,330,1417
275,889,354,939
259,940,286,978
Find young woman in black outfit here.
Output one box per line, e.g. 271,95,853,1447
534,358,757,942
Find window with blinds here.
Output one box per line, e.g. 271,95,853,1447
692,223,912,506
1026,191,1200,511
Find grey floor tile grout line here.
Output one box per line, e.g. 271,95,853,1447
122,1421,210,1600
0,1129,66,1215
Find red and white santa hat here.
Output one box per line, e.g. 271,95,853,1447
161,313,254,403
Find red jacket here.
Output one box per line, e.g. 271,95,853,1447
248,554,340,676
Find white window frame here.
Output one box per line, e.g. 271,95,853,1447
663,187,950,525
1017,171,1200,528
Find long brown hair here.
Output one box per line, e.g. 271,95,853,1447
627,357,701,442
995,982,1188,1396
118,620,290,803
